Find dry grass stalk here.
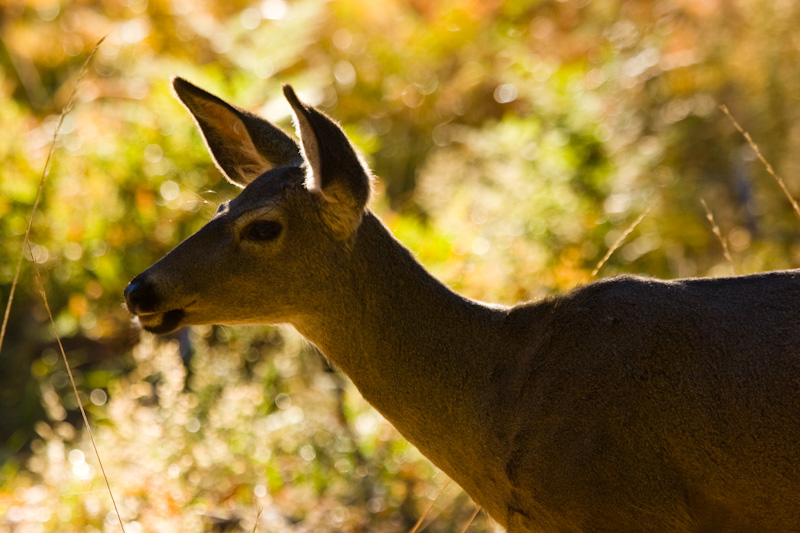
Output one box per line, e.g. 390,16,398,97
720,105,800,222
459,506,482,533
0,36,104,352
30,256,126,532
0,37,125,532
700,198,736,275
590,206,652,279
251,507,263,533
409,479,451,533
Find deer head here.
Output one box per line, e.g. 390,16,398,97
124,78,373,334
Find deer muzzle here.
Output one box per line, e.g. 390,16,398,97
124,274,187,334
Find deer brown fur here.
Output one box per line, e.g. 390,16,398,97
125,77,800,532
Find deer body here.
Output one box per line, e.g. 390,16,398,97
125,78,800,532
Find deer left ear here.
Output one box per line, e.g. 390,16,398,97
172,77,301,187
283,85,372,238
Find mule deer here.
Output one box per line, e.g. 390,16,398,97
125,77,800,532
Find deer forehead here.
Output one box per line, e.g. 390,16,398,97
225,166,306,218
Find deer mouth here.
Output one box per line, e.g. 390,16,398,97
125,276,195,334
135,308,186,334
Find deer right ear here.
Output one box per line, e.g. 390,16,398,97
172,77,301,187
283,85,372,238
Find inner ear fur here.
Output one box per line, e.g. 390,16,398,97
172,77,301,187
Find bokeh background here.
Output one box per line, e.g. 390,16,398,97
2,0,800,531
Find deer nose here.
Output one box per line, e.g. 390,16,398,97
124,274,159,314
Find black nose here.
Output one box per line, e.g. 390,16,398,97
124,274,159,314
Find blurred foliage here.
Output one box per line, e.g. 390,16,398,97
2,328,475,532
1,0,800,531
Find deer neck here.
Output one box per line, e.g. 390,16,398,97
292,212,511,479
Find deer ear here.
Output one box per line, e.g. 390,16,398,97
172,77,301,187
283,85,372,237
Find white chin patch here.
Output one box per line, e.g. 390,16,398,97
135,309,185,334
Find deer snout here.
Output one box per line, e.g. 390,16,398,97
124,274,160,315
125,274,189,334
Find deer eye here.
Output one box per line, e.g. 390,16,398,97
243,220,283,242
